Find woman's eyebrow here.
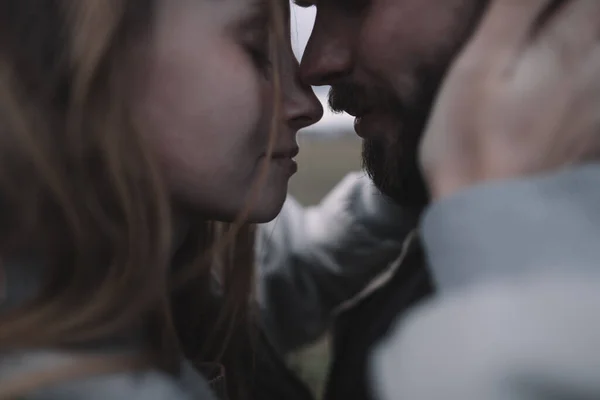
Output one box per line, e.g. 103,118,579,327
233,0,269,31
235,0,291,34
247,0,270,22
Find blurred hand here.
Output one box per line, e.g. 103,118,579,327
420,0,600,200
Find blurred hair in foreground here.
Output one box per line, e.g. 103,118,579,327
0,0,285,398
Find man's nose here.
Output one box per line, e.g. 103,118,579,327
300,17,353,87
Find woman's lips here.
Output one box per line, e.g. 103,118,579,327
265,146,299,177
271,157,298,176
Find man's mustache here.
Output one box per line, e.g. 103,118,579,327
328,83,407,117
328,84,372,116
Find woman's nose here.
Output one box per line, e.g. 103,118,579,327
284,73,324,131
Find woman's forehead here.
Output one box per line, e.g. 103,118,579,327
156,0,270,30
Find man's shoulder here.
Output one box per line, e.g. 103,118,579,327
372,276,600,400
324,244,432,400
334,233,432,324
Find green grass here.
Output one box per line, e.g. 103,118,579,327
285,134,363,398
289,134,363,205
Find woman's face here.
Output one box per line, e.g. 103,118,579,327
134,0,322,222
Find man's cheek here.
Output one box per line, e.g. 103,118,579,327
357,21,417,87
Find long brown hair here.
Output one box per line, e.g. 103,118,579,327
0,0,285,398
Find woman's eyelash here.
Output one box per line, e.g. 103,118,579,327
238,17,273,76
246,45,272,70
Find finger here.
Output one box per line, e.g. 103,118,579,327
511,0,600,101
560,45,600,160
527,0,568,39
532,0,600,68
525,44,600,169
468,0,554,55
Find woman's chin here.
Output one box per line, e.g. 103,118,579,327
184,182,289,224
244,187,288,223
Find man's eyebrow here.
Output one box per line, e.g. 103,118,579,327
293,0,316,8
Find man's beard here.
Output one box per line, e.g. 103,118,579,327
362,129,428,209
326,2,491,209
329,68,442,209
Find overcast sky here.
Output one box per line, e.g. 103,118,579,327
288,3,353,134
289,4,331,97
290,4,316,59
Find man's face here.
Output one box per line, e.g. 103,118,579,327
298,0,488,207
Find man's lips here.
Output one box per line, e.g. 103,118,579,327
343,107,371,119
353,113,374,139
353,112,395,140
338,107,371,138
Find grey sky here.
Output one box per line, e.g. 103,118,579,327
290,4,316,60
288,3,355,136
289,5,331,97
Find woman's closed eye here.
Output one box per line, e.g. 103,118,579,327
236,1,274,78
245,40,272,72
241,26,273,76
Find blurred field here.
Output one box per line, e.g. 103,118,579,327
289,134,363,205
286,133,362,398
